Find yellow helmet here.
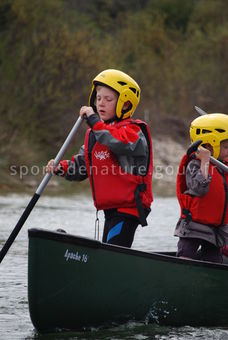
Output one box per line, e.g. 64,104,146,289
89,69,140,120
190,113,228,159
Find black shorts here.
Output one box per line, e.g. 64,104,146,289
102,209,139,248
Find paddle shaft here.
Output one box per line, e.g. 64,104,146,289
0,116,83,264
194,106,207,116
210,156,228,173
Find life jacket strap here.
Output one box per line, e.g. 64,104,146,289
134,183,148,227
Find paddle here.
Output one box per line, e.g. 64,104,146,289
194,106,207,116
0,116,83,264
187,140,228,173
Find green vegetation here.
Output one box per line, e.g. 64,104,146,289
0,0,228,191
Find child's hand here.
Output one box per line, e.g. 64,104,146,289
197,146,211,179
79,106,94,118
45,159,60,174
196,146,211,162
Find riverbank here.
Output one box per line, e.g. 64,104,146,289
0,136,187,197
152,137,187,196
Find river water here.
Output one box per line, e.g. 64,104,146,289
0,193,228,339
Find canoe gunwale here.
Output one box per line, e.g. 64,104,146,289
28,228,228,270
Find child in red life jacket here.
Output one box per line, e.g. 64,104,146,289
46,69,153,248
174,113,228,263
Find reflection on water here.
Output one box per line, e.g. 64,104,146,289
0,193,228,339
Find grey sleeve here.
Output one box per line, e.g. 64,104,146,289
65,145,88,181
93,129,148,158
185,159,211,196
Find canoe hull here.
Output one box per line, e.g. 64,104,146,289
28,228,228,332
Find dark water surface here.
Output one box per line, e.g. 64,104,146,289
1,194,228,339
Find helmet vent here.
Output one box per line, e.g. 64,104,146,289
196,128,212,134
129,87,136,94
215,128,225,133
130,87,140,98
118,81,127,86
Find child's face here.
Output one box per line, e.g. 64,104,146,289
219,139,228,161
96,86,118,121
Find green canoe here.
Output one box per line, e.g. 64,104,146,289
28,228,228,332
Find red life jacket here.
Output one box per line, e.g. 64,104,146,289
84,119,153,222
176,154,228,227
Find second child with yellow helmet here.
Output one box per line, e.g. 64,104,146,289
174,112,228,264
